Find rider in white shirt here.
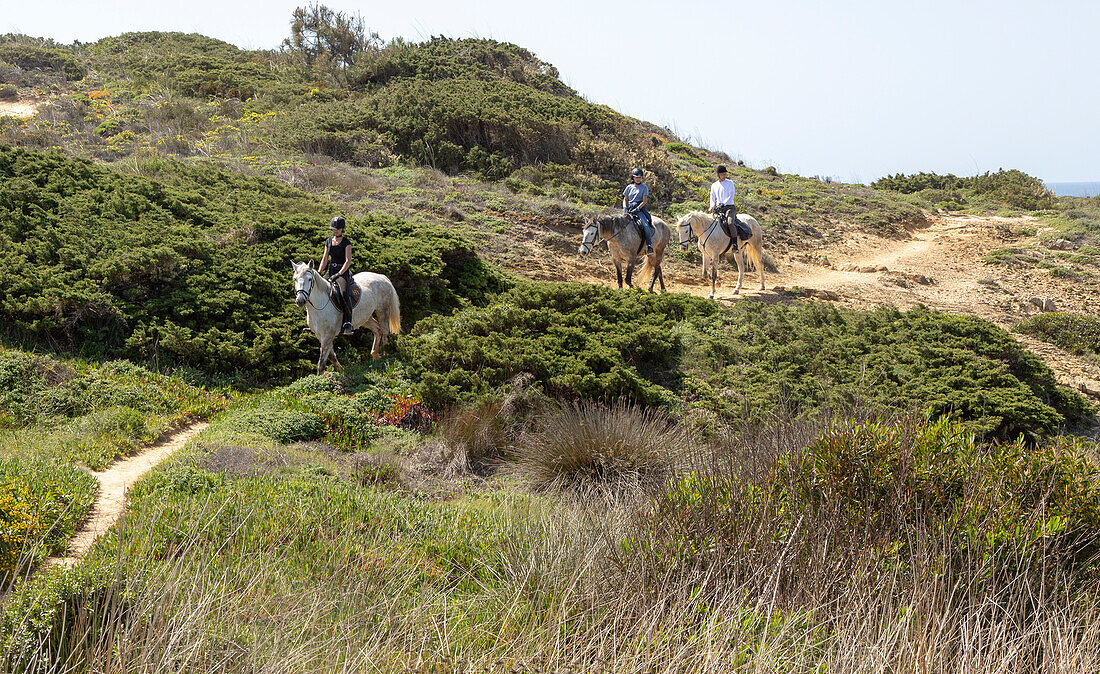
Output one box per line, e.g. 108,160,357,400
709,166,738,235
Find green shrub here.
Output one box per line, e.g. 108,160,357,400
0,458,97,577
681,301,1089,440
1016,313,1100,357
0,348,231,432
399,281,719,409
400,283,1088,440
655,418,1100,601
0,36,85,81
774,418,1100,574
235,409,325,444
87,32,284,99
0,146,503,381
873,169,1055,211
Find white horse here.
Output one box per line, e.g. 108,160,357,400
291,261,402,373
677,211,765,298
578,213,671,292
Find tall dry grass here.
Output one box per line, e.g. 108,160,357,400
5,407,1100,672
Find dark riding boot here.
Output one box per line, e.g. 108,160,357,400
334,275,353,335
638,210,654,254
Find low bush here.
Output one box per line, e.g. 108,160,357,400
235,408,325,444
1016,312,1100,358
0,459,97,579
0,348,231,433
873,169,1055,211
399,281,720,409
654,417,1100,598
400,282,1089,440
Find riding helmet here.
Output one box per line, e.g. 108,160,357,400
330,216,345,230
630,167,644,178
716,165,728,175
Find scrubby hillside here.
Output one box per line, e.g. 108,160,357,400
2,11,1100,671
0,145,502,380
0,29,930,256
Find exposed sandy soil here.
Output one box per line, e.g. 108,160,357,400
515,214,1100,405
0,100,42,119
47,423,208,568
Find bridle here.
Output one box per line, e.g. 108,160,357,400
679,215,721,250
580,217,634,254
579,221,602,254
295,268,331,311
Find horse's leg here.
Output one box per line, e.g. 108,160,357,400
328,347,343,371
756,241,766,290
625,260,635,288
708,255,717,299
733,250,745,295
364,316,383,360
317,340,330,375
648,263,658,292
614,259,624,289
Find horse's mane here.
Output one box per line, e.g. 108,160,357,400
595,213,632,227
678,210,712,227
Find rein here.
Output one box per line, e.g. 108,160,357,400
583,216,635,252
681,216,722,249
296,269,332,311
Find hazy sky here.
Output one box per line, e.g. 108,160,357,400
4,1,1097,182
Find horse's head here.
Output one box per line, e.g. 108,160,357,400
578,218,601,255
677,214,696,251
291,260,316,307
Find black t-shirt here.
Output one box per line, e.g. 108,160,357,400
326,236,352,270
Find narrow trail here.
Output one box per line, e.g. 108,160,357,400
47,422,208,569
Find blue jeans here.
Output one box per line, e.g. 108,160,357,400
633,208,653,251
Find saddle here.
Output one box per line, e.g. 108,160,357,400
627,211,652,255
328,276,362,311
715,212,751,255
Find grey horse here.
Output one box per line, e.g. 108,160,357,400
578,213,671,292
676,210,765,298
292,261,402,373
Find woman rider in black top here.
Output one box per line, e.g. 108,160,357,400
317,216,355,335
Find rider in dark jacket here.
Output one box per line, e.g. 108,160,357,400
318,216,355,335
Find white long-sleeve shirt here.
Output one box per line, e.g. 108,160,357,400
709,178,736,210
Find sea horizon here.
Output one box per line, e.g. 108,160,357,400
1048,181,1100,197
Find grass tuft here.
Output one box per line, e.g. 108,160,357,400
511,401,692,489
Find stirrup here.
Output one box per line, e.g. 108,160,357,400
342,322,354,335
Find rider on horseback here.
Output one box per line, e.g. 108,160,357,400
709,165,739,248
318,216,355,335
623,167,654,255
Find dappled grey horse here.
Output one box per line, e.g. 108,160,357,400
578,213,671,292
677,210,765,298
291,261,402,373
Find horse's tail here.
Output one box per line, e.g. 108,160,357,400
386,282,402,335
745,238,763,274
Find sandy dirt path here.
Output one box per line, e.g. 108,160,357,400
47,422,208,568
0,100,42,119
